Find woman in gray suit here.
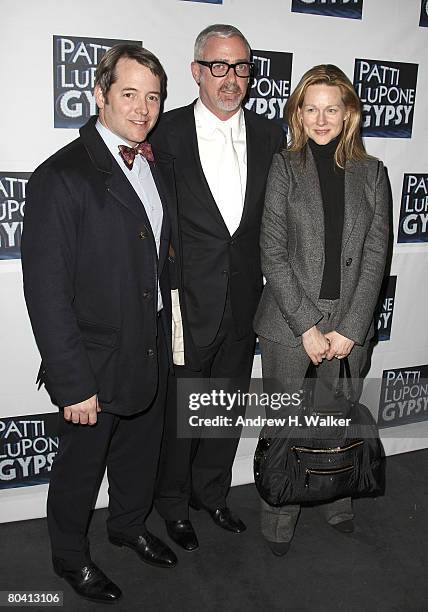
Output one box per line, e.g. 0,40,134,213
254,64,389,556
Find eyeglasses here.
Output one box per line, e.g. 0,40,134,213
196,60,254,78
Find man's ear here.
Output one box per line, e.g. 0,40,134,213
94,84,105,110
191,61,201,85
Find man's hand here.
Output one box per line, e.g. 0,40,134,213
63,394,100,425
302,326,331,365
324,331,355,360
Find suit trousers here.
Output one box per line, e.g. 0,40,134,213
258,299,370,543
47,317,168,569
155,295,255,519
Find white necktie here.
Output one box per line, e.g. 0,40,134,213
216,125,244,235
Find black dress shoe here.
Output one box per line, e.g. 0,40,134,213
265,540,291,557
53,559,122,603
189,496,201,511
330,519,355,533
207,507,247,533
109,530,177,568
166,520,199,551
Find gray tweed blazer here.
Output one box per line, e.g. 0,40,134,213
254,146,389,347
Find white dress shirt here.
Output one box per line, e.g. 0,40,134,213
194,99,247,234
96,120,163,310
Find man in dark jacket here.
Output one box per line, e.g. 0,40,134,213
150,24,284,552
21,44,177,603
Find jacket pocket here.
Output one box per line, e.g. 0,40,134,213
77,319,120,402
77,319,120,348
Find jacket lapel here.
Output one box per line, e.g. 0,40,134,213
291,147,325,250
289,144,367,255
236,110,258,234
80,116,153,227
342,160,367,250
176,104,232,234
105,167,152,225
149,156,172,274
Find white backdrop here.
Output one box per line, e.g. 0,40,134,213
1,0,427,522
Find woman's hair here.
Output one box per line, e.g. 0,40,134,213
286,64,369,168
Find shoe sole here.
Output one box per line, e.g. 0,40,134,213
211,522,247,534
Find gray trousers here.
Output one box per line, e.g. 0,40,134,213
259,299,369,543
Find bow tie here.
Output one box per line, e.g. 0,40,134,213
118,142,154,169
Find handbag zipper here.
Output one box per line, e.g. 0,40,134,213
304,464,353,488
292,440,364,455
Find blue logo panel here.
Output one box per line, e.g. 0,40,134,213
374,276,397,341
291,0,363,19
0,172,31,260
53,36,142,129
0,413,59,489
354,58,418,138
398,174,428,243
245,50,293,132
420,0,428,26
378,365,428,428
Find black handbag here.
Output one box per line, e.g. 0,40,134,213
254,358,385,506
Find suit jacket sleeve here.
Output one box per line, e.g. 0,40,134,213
336,161,389,345
21,165,98,407
260,153,323,337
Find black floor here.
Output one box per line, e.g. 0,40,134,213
1,449,427,612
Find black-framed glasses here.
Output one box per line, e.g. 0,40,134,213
197,60,254,78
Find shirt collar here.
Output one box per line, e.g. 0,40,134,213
95,119,148,169
194,98,245,140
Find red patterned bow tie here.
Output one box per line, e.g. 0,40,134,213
118,142,154,169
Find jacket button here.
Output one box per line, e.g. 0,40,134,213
345,258,353,266
222,270,228,275
142,290,152,299
146,349,155,358
230,239,235,245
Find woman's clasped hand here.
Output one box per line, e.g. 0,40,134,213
302,326,355,364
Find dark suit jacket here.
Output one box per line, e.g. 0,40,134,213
254,146,390,347
150,103,284,368
21,116,174,416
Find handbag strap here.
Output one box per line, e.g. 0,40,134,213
335,357,356,402
303,357,356,405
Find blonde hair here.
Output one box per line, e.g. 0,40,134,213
286,64,369,168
